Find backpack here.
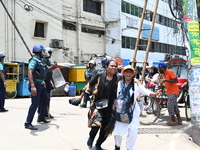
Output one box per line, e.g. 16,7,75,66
114,81,135,124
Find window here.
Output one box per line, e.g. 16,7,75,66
121,36,185,55
122,1,126,12
81,25,104,36
83,0,101,15
62,20,76,31
125,2,130,14
130,37,136,49
34,21,48,38
125,37,130,48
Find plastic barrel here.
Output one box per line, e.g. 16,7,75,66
68,82,76,96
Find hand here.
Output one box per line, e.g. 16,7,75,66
53,61,57,68
41,81,46,87
134,79,142,85
31,86,37,96
155,89,162,96
4,82,6,87
159,79,166,83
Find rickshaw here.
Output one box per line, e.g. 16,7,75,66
5,63,20,99
140,57,190,125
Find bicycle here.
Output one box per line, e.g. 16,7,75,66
140,82,191,125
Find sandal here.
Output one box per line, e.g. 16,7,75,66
176,121,182,125
166,121,177,126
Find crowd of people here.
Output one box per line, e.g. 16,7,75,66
0,48,182,150
74,58,182,150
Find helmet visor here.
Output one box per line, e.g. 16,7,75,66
41,48,50,57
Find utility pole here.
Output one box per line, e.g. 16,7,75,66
182,0,200,145
0,0,33,57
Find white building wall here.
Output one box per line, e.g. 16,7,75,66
105,0,186,65
0,0,106,64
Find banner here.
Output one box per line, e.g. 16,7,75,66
183,0,200,65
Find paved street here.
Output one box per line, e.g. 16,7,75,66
0,96,199,150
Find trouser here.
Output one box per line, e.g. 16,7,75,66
167,94,180,116
89,121,108,146
82,93,91,104
114,127,138,150
25,83,49,124
0,79,5,109
38,80,52,114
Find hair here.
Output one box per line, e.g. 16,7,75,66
148,66,158,78
134,66,141,79
106,59,118,67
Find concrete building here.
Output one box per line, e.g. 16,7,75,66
0,0,186,65
105,0,186,65
0,0,106,64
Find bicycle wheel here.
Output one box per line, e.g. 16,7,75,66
185,94,191,121
140,95,160,125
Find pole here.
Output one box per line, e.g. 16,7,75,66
182,0,200,145
0,0,33,57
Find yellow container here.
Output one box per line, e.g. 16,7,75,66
68,67,86,82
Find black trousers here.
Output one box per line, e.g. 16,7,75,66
89,120,109,146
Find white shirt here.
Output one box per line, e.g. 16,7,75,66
113,80,151,136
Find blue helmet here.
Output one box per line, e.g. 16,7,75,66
101,57,107,68
158,62,167,68
32,44,44,53
0,52,5,57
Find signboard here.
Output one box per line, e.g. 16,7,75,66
183,0,200,65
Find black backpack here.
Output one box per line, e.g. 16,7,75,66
114,81,135,124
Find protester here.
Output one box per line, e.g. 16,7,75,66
0,52,8,112
158,62,182,126
80,60,98,108
113,65,161,150
84,59,122,150
145,66,159,91
24,44,57,130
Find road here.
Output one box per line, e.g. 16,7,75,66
0,96,199,150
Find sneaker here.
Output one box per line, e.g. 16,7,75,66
80,103,86,108
87,137,93,148
115,145,120,150
95,144,103,150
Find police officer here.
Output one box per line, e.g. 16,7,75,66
41,47,54,118
24,44,57,130
0,52,8,112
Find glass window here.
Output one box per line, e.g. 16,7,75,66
122,1,126,12
83,0,101,15
126,2,130,14
130,37,136,50
125,37,130,48
138,7,143,18
122,36,125,48
135,6,139,16
130,5,134,15
34,22,44,38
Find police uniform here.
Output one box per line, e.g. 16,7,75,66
25,55,50,127
0,61,7,112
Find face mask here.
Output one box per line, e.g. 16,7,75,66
159,69,165,74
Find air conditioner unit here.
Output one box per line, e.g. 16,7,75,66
50,39,64,48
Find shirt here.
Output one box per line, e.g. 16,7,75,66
162,69,179,95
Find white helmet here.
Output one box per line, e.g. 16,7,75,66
89,60,96,65
45,47,53,53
